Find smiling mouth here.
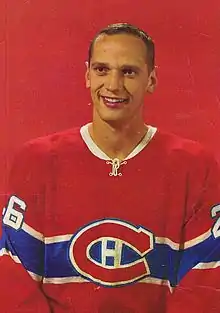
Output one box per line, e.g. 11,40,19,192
101,95,129,103
101,96,129,109
100,96,129,109
103,96,127,102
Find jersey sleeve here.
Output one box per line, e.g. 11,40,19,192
167,150,220,312
0,141,52,312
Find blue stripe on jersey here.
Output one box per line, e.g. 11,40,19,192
1,224,220,287
1,224,45,276
176,235,220,281
45,241,80,277
146,244,182,286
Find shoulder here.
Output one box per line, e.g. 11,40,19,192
10,127,84,178
153,128,219,171
16,127,82,159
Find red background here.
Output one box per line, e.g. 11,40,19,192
1,0,220,207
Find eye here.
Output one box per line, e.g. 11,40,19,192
122,68,136,77
94,66,109,75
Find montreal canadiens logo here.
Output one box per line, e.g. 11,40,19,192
69,219,154,286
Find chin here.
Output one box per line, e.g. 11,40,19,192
99,114,128,126
93,105,128,124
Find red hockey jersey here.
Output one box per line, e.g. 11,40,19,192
1,123,220,313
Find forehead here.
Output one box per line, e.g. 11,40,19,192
91,34,147,66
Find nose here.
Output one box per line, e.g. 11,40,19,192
105,70,123,92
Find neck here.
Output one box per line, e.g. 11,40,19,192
89,117,148,160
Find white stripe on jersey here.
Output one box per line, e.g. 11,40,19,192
22,222,44,242
21,221,213,251
42,275,173,292
0,248,21,263
194,261,220,270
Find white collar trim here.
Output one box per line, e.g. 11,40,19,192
80,123,157,161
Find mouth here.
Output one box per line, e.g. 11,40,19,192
100,96,129,108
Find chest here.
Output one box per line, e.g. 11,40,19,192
44,152,188,242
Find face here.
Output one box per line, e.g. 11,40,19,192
85,34,157,126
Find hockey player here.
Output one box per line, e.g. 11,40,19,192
1,23,220,312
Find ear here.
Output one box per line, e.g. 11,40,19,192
145,68,157,94
85,61,90,89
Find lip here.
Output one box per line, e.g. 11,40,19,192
100,96,129,109
100,95,128,101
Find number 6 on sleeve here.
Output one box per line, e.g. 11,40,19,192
3,195,27,230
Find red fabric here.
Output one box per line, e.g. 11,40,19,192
1,127,220,312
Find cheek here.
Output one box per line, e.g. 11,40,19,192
90,74,105,90
125,81,145,98
125,76,144,90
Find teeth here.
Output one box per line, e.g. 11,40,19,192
104,97,126,103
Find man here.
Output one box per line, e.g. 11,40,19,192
1,23,220,312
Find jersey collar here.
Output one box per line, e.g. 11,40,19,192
80,123,157,161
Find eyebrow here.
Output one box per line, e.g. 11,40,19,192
91,62,142,72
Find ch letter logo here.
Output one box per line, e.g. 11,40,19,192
69,219,154,286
